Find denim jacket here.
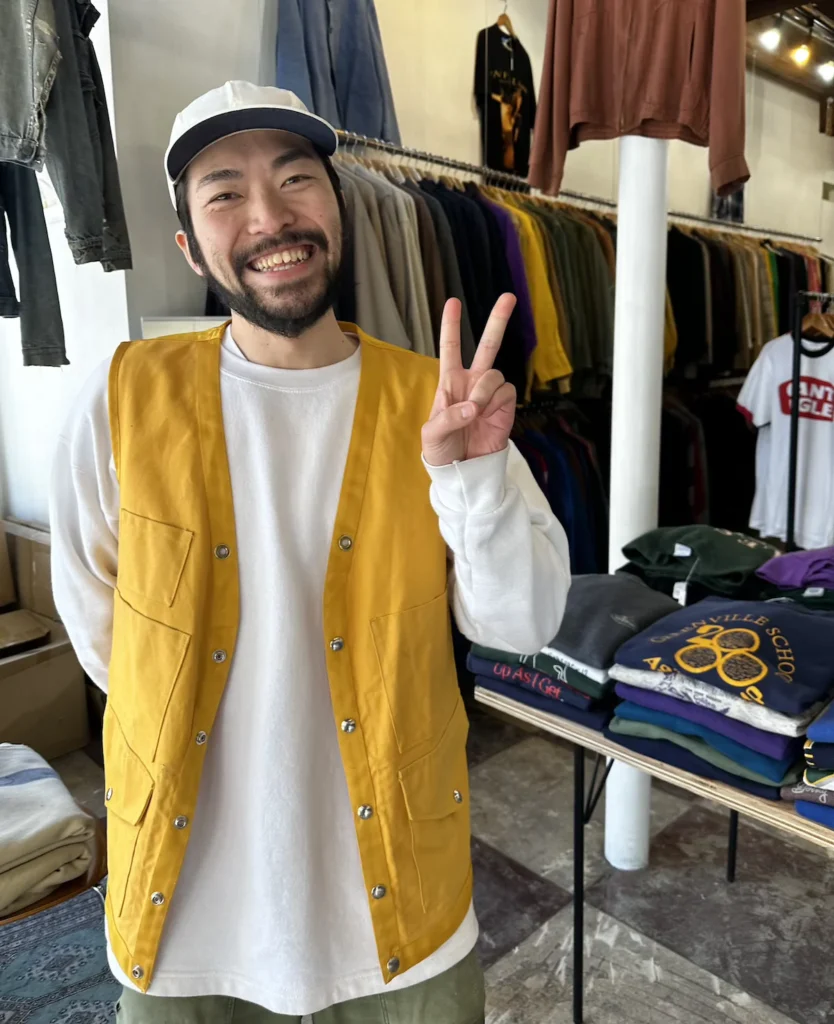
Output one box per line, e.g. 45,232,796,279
0,0,61,167
276,0,401,144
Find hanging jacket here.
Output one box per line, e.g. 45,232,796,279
276,0,401,143
0,0,60,166
530,0,750,198
103,324,471,991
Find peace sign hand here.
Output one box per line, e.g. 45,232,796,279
422,293,518,467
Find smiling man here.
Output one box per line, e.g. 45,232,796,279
49,82,570,1024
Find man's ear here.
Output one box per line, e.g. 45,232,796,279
176,230,205,278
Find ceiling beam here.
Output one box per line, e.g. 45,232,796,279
747,1,797,19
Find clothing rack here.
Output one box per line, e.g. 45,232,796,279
335,130,823,245
787,290,834,551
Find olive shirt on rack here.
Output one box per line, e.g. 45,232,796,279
403,181,475,362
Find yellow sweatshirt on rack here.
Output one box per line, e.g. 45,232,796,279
490,194,572,394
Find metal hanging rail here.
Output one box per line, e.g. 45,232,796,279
335,129,823,245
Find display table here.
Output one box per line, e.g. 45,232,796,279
474,685,834,1024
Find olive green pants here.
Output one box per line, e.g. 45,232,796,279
115,948,485,1024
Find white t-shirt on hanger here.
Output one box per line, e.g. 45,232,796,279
738,333,834,549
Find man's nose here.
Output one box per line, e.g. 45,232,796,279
246,191,295,235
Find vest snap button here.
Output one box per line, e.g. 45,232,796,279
105,787,113,802
151,891,165,906
387,957,400,974
358,804,374,820
341,719,357,734
212,649,227,664
214,544,231,559
132,965,144,980
338,535,353,551
196,731,208,746
174,815,189,829
453,789,463,804
372,885,387,899
330,637,345,652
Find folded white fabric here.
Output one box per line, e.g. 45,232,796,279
609,666,817,738
0,744,96,915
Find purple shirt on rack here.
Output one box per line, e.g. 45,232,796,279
614,682,801,761
757,547,834,589
475,193,537,360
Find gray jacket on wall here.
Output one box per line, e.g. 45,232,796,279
276,0,401,144
0,0,61,167
0,0,132,366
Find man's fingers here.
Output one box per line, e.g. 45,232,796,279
438,298,463,376
470,293,517,376
422,401,477,446
467,369,506,410
480,380,517,420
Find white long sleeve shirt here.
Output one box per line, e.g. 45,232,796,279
49,328,570,1016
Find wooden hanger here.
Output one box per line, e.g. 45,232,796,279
802,312,834,340
497,1,514,36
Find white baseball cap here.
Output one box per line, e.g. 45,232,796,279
164,80,339,207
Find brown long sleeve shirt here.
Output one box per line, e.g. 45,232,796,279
530,0,750,198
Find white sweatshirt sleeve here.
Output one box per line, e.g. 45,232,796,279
48,360,119,693
424,443,571,655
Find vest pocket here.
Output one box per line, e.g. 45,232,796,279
109,592,191,764
118,510,194,608
398,699,471,915
371,590,459,753
103,706,154,920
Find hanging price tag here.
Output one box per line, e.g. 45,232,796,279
673,544,692,558
673,582,688,606
804,587,825,598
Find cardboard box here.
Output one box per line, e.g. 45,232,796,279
0,520,89,760
5,520,58,620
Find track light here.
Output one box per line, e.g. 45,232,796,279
759,14,782,52
819,61,834,83
759,26,781,51
792,42,811,66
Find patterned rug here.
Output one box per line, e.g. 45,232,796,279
0,889,120,1023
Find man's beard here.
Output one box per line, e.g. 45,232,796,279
190,227,343,339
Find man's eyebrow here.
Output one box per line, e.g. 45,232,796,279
272,148,317,171
195,167,243,192
194,149,316,193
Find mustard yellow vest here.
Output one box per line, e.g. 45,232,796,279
104,323,472,991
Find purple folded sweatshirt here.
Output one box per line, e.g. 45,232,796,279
614,682,801,761
757,548,834,590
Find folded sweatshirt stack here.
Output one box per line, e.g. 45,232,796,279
608,598,834,801
0,744,96,916
471,574,678,731
786,703,834,830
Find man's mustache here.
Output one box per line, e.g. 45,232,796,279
233,231,330,276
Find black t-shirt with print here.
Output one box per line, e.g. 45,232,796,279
474,25,536,178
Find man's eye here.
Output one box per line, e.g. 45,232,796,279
210,192,238,203
284,174,312,186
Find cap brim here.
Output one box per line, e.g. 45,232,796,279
166,106,339,183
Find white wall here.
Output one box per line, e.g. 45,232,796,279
108,0,277,338
0,2,130,525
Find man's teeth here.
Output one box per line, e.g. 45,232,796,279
252,248,313,271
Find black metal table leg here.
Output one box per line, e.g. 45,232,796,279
727,810,739,883
573,744,585,1024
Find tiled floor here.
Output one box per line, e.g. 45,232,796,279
52,704,830,1024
